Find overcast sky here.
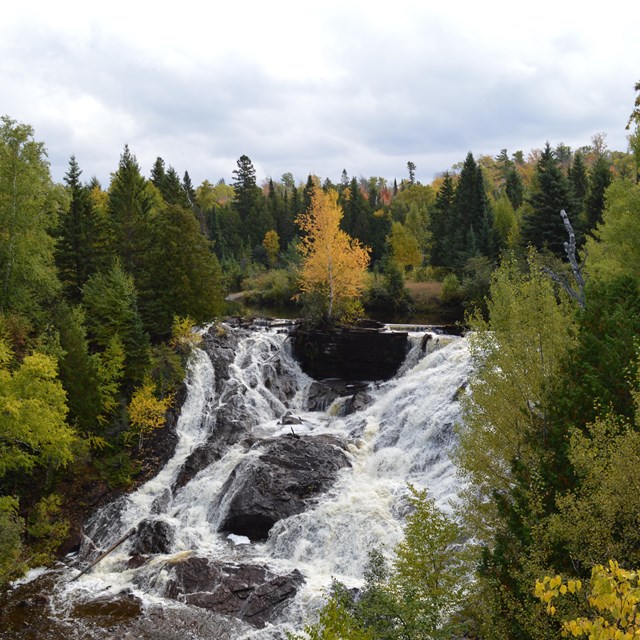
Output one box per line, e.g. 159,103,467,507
2,1,639,188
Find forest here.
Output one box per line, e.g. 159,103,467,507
1,79,640,638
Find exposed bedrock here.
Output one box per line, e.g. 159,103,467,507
211,434,351,541
164,556,304,628
291,325,408,381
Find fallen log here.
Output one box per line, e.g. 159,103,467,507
69,527,136,582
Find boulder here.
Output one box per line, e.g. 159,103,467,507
164,556,304,628
340,391,374,416
306,379,369,412
212,435,350,541
130,518,174,555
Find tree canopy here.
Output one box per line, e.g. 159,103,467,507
296,186,370,323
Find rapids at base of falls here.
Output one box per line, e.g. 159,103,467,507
0,320,471,640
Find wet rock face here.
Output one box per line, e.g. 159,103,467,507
306,379,369,412
292,325,408,381
340,391,374,416
130,518,175,555
164,557,304,628
212,435,351,541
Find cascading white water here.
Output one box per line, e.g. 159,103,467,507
45,324,471,638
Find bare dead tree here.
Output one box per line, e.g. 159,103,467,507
542,209,586,308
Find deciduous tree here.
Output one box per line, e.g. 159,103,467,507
296,186,370,323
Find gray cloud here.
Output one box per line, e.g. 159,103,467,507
1,1,638,188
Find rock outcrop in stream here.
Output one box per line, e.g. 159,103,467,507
164,556,303,628
212,434,351,541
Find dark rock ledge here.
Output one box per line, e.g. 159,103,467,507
164,556,304,628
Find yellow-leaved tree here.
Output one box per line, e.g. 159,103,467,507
127,380,172,451
536,561,640,639
296,186,370,323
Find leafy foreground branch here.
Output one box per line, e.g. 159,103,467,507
288,486,468,640
536,560,640,639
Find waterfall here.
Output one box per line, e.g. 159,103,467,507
10,322,471,639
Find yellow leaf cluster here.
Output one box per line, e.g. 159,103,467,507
296,186,370,321
536,561,640,639
127,381,172,449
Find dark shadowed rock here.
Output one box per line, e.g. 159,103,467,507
212,435,350,541
130,519,175,555
164,556,304,628
292,325,408,381
306,379,369,412
340,391,374,416
279,410,303,425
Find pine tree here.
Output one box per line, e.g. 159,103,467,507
429,172,456,267
232,154,259,221
505,167,525,209
107,145,156,279
582,156,612,234
56,156,109,302
568,151,588,221
521,143,571,257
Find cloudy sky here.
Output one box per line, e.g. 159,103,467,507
2,1,639,188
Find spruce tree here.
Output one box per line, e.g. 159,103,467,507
82,260,150,388
342,177,372,250
56,156,109,302
568,150,588,221
505,167,525,209
521,143,571,257
582,156,612,234
429,172,456,267
141,204,225,339
107,145,155,279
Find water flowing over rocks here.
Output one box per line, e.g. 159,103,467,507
0,321,472,640
212,434,351,541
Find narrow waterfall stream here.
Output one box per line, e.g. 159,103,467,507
2,321,471,639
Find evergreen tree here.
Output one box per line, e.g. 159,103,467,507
150,156,166,191
232,154,259,220
182,171,196,206
582,156,612,234
505,166,525,209
55,156,109,302
568,150,588,222
141,204,226,339
521,143,571,257
429,172,456,267
56,303,102,432
303,174,315,213
107,145,156,279
407,160,416,185
443,152,493,269
231,155,267,249
342,177,372,250
82,260,150,388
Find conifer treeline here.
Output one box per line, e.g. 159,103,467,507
0,108,637,592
